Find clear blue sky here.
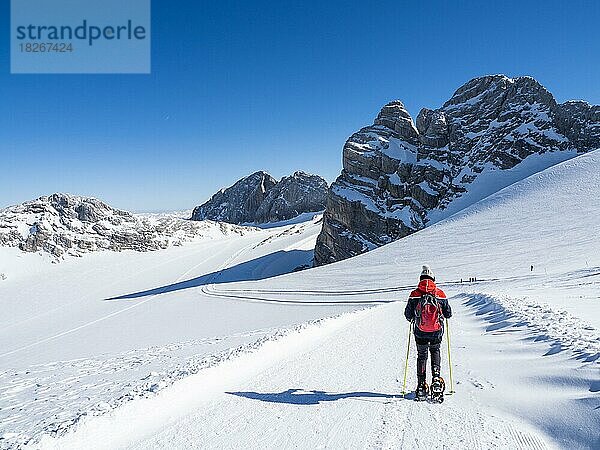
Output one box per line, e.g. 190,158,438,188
1,0,598,211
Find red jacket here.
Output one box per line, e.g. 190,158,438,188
404,279,452,338
409,279,447,301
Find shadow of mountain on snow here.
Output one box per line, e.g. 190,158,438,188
105,249,312,300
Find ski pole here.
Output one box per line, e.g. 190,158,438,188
402,322,412,397
446,318,455,394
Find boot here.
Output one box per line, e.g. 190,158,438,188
415,377,428,401
430,375,445,403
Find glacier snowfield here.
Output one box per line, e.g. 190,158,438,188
1,151,600,449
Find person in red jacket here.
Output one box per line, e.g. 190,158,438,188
404,265,452,400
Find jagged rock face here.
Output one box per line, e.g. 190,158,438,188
0,193,250,259
554,100,600,151
192,171,328,224
255,172,328,223
315,75,600,266
191,172,277,224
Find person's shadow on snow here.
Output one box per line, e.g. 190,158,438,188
226,389,402,405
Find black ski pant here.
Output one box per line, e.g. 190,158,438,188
415,336,442,382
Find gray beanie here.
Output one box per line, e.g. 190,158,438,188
420,264,435,281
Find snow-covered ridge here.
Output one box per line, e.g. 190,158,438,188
0,193,255,259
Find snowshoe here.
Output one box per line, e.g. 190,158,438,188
430,376,445,403
414,381,429,401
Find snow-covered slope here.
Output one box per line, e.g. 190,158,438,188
2,152,599,449
0,213,345,449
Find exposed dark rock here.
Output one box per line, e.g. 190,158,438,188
315,75,600,265
191,171,328,224
254,172,328,223
191,172,277,224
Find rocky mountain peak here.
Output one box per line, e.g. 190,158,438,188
43,193,129,223
444,74,513,107
375,100,419,140
315,74,600,265
0,193,250,259
443,75,556,116
191,171,328,225
248,171,278,193
191,172,277,224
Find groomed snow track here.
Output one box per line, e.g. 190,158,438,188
39,297,578,450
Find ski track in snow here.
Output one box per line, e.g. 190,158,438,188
39,300,573,450
368,400,549,450
1,236,254,373
0,242,225,336
4,270,599,449
199,284,398,305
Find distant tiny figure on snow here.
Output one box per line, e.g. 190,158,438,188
404,265,452,402
531,265,534,272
